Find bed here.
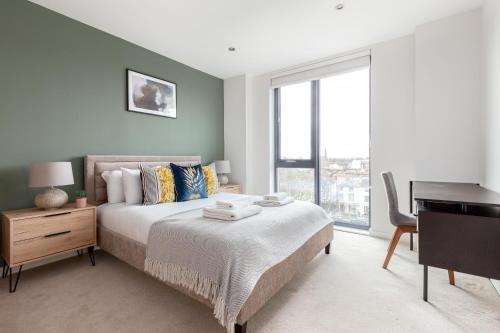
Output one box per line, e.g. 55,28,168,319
85,155,333,333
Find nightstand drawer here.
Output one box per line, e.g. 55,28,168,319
13,209,94,242
13,226,94,264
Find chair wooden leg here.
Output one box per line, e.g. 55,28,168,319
448,270,455,285
383,227,403,269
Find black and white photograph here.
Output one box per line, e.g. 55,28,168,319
127,69,176,118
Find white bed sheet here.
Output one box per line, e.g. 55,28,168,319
97,192,251,244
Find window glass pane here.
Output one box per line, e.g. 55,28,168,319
277,168,314,203
279,82,311,160
319,67,370,228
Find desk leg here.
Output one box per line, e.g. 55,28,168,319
410,233,414,251
423,265,428,301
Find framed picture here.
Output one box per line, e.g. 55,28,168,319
127,69,177,118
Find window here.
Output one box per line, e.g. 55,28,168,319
274,56,370,229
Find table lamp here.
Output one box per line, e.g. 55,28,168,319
29,162,74,210
215,160,231,185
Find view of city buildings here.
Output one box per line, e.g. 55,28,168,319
277,156,370,228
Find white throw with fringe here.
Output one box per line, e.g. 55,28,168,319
144,197,332,332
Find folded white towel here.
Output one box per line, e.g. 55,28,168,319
216,200,237,209
255,197,294,207
263,192,288,201
203,205,263,221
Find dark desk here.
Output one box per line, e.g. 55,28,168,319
410,181,500,301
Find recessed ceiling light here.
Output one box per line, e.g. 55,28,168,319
336,3,344,10
228,47,236,52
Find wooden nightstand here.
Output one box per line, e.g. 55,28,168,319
219,184,241,194
1,203,97,292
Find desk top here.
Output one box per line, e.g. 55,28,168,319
413,181,500,207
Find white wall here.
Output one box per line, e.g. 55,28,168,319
482,0,500,192
372,10,482,237
370,36,416,237
415,10,482,183
246,74,273,195
223,75,247,190
481,0,500,293
224,74,273,195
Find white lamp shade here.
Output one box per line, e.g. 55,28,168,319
29,162,74,188
215,160,231,174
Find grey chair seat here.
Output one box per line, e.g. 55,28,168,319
396,212,417,227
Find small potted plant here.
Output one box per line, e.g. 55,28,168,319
75,190,87,208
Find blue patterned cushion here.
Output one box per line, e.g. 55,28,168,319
170,163,208,201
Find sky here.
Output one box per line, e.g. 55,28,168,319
280,67,370,160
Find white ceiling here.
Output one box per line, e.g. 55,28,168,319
29,0,483,79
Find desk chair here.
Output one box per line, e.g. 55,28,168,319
381,172,455,285
381,171,417,269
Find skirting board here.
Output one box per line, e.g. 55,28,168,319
370,228,413,246
369,229,393,240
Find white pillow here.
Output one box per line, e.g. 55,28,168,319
101,170,125,204
121,167,143,205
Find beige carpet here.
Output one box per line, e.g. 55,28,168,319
1,231,499,333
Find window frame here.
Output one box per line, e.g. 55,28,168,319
274,81,320,201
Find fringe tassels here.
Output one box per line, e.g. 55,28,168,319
145,258,236,333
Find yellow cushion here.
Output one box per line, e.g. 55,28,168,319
203,163,219,196
154,166,176,203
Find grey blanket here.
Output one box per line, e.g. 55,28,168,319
145,197,332,332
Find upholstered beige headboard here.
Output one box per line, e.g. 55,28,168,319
84,155,201,205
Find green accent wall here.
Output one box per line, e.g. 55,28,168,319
0,0,224,210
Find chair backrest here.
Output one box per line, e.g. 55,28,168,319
381,171,399,226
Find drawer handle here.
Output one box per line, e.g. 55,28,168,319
44,212,71,218
44,230,71,238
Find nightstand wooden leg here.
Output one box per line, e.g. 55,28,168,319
77,249,84,257
88,246,95,266
9,265,22,293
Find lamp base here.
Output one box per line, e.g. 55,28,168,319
219,174,229,185
34,187,68,210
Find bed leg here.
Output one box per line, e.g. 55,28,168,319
235,322,247,333
325,243,331,255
